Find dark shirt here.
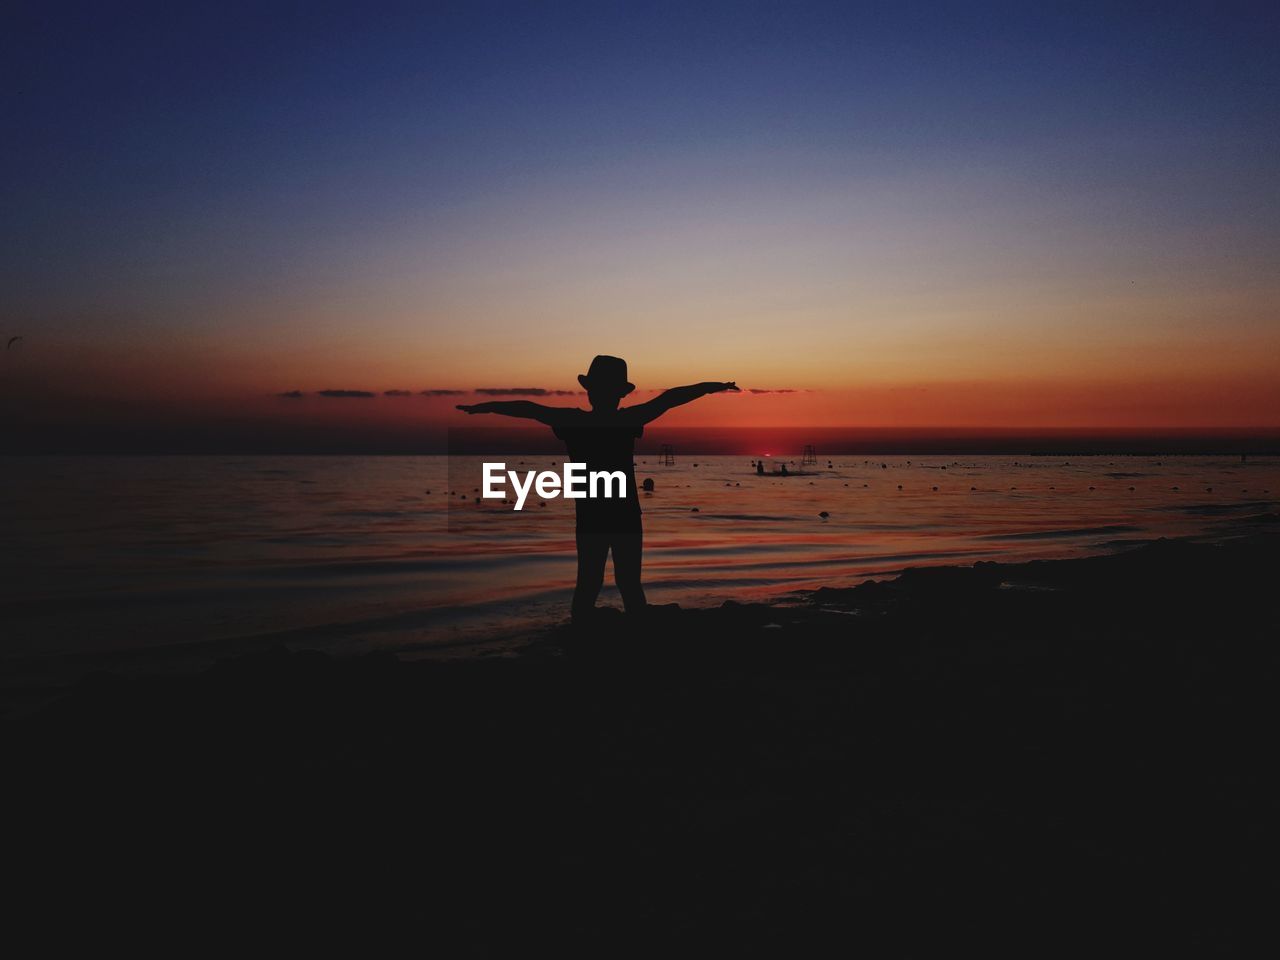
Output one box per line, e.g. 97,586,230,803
552,411,643,532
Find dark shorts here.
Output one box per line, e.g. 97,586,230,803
574,505,642,534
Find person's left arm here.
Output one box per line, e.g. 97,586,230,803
624,381,739,425
455,401,576,427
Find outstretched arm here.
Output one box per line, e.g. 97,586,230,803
456,401,575,427
626,381,739,425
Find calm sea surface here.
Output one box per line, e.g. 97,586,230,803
3,455,1277,668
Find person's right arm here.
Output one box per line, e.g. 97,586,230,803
456,401,574,426
624,381,739,425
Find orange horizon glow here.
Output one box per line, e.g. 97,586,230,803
8,270,1278,439
9,371,1279,434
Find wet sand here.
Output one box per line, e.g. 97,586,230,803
5,532,1278,953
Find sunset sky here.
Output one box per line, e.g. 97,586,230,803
4,1,1278,451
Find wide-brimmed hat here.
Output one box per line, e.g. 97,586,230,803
578,355,635,396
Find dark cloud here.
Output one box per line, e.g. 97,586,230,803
286,387,582,399
474,387,578,396
748,388,800,394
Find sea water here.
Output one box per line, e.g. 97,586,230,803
2,454,1276,667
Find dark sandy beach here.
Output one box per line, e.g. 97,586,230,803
5,531,1278,953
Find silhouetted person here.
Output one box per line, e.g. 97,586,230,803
459,355,737,623
756,461,765,476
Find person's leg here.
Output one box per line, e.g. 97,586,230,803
572,530,610,622
611,531,647,614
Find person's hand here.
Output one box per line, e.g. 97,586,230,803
715,381,740,393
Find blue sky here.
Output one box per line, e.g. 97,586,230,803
3,1,1278,444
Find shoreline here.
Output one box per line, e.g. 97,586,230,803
2,518,1274,711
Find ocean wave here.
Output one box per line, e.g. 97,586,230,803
1168,500,1277,516
978,524,1142,541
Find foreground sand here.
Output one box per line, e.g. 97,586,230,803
5,534,1279,953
